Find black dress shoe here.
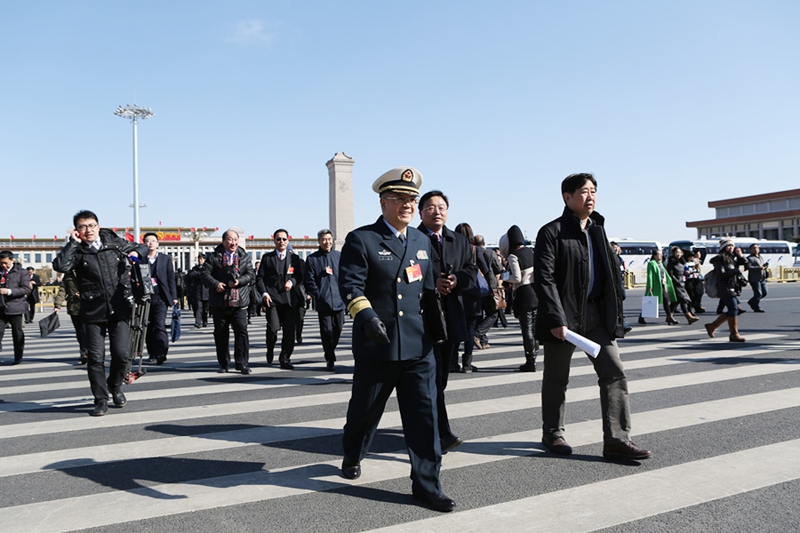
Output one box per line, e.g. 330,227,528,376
12,359,22,365
542,434,573,455
266,352,274,364
441,435,464,454
603,440,652,460
240,366,251,375
326,361,335,372
146,356,157,363
638,316,647,324
111,389,127,407
280,361,294,370
217,367,229,373
91,402,108,417
235,362,243,371
156,355,167,365
412,491,455,512
341,463,361,480
296,336,302,345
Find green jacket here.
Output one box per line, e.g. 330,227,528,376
645,259,676,304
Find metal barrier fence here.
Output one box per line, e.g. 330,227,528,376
625,267,800,288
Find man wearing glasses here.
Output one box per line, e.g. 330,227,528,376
256,229,303,369
417,190,477,454
53,210,148,416
339,167,455,512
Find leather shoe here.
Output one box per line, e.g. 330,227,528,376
542,434,573,455
412,491,455,512
91,402,108,417
441,435,463,454
341,463,361,480
156,355,167,365
111,389,127,407
326,361,335,372
234,362,243,371
603,440,652,460
266,352,274,364
280,361,294,370
217,367,229,373
240,366,251,375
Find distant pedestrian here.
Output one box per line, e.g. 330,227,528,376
704,239,748,342
0,251,31,365
53,270,88,364
143,232,178,365
188,255,209,328
25,267,41,324
746,243,768,312
501,225,539,371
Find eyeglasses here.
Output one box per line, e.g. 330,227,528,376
76,223,98,231
384,196,418,206
274,237,288,242
422,204,448,213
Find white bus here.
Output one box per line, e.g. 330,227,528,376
669,238,796,274
609,239,666,282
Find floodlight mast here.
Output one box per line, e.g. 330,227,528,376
114,105,155,243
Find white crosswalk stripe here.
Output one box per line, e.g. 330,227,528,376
1,304,799,533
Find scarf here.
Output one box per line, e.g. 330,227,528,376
223,251,240,307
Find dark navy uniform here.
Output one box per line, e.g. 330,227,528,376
339,216,442,496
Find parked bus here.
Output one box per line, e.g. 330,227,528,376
609,239,666,282
669,238,795,274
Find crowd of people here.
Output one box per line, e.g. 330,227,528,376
0,170,775,512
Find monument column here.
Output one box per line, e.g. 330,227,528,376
326,152,355,249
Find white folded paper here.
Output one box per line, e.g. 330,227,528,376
565,329,601,358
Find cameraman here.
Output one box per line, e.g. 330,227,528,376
53,210,147,416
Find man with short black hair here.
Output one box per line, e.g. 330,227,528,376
143,232,178,365
304,229,346,371
54,210,148,416
534,173,651,460
25,267,41,324
256,229,303,369
746,243,768,312
0,251,31,364
417,189,477,452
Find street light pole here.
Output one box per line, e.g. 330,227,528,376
114,104,155,243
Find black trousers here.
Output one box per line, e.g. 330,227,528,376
211,306,249,369
26,300,37,323
145,291,170,358
296,303,307,340
0,311,24,361
85,319,130,403
433,339,459,441
266,303,296,361
194,299,208,326
70,313,88,356
318,310,344,362
342,353,441,496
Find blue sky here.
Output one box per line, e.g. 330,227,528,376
2,1,799,244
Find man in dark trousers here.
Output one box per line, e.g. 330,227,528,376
53,210,147,416
187,254,209,328
534,173,651,460
143,232,178,365
202,229,254,374
0,251,31,364
417,190,477,454
339,166,455,513
256,229,303,369
25,267,41,324
304,229,346,371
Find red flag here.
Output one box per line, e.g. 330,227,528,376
32,235,36,240
191,227,196,232
113,227,117,232
54,235,58,241
203,227,207,231
248,235,254,240
159,221,162,226
125,232,134,242
215,227,219,231
9,235,14,240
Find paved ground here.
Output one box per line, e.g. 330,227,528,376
1,283,799,533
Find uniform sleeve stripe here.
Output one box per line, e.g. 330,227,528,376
346,296,372,319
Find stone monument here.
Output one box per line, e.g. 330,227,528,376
326,152,355,249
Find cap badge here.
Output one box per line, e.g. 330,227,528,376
401,169,414,182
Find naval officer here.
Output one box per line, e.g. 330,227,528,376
339,166,455,512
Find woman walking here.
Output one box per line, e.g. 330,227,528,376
666,246,699,325
640,249,677,325
704,238,748,342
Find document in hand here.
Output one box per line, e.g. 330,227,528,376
565,329,601,358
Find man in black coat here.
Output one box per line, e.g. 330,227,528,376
143,232,178,365
417,190,477,453
533,173,651,460
339,166,455,513
0,251,31,364
201,229,254,374
304,229,346,371
53,210,148,416
256,229,303,369
187,255,210,328
25,267,41,324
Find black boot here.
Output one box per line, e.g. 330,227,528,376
519,353,537,372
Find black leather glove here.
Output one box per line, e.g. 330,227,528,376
363,316,390,344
